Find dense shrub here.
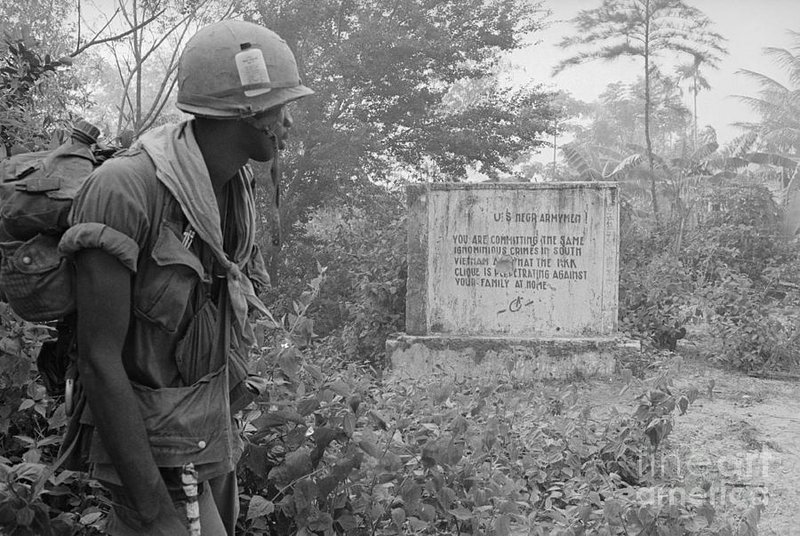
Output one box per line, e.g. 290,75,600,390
619,182,800,370
241,296,745,535
619,249,693,345
266,190,407,366
682,185,782,283
619,211,694,348
0,305,105,535
695,266,800,371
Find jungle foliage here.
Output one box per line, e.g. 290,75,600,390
0,1,794,535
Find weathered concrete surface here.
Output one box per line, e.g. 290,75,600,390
406,182,619,338
386,333,640,382
397,181,625,381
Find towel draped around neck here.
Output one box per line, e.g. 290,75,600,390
136,121,268,339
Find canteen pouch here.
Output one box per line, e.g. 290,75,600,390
0,234,75,322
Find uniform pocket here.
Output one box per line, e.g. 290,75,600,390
133,222,205,333
174,299,219,385
88,366,231,468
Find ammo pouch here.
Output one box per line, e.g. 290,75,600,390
83,366,236,485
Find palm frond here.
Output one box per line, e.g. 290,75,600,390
723,132,758,157
690,141,719,162
561,144,601,180
604,153,643,179
745,152,799,169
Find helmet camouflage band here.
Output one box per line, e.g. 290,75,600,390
177,20,314,118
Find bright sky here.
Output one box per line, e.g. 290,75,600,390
509,0,800,150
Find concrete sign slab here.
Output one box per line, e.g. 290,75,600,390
406,182,619,337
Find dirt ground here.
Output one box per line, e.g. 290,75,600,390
666,356,800,535
575,346,800,535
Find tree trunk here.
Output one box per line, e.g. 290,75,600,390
133,0,143,133
644,0,659,223
553,118,558,176
692,75,698,149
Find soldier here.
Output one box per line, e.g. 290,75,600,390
59,20,313,535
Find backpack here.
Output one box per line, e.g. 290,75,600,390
0,120,108,321
0,120,112,402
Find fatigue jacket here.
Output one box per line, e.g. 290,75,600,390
59,142,264,485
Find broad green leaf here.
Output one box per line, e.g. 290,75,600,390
328,379,352,398
16,506,34,526
603,499,623,525
297,397,320,416
335,512,358,531
342,413,356,437
493,514,510,536
268,448,312,487
80,511,103,525
247,495,275,520
407,517,429,532
391,507,406,527
358,438,382,458
678,395,689,415
449,506,472,521
307,512,333,532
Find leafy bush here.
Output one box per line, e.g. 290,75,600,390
0,305,105,535
267,190,407,366
682,185,800,370
619,212,694,348
695,265,800,372
619,250,693,344
238,288,751,536
683,185,781,283
620,182,800,371
0,40,84,155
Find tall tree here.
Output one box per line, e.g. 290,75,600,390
245,0,557,233
0,0,190,148
555,0,726,223
547,91,588,175
0,0,88,153
569,75,690,158
735,30,800,158
78,0,241,136
676,52,717,149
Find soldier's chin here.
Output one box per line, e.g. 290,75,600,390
251,149,275,163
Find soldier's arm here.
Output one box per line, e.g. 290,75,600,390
75,248,189,534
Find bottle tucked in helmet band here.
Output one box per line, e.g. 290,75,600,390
176,20,314,118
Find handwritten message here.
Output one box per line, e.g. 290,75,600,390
450,211,588,294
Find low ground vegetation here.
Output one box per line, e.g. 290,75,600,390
0,180,792,534
0,303,765,535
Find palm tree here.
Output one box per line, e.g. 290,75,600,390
676,53,717,149
556,0,727,223
734,32,800,235
735,30,800,158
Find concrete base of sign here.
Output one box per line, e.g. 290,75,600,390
386,333,640,382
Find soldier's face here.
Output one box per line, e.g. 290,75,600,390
242,105,294,162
